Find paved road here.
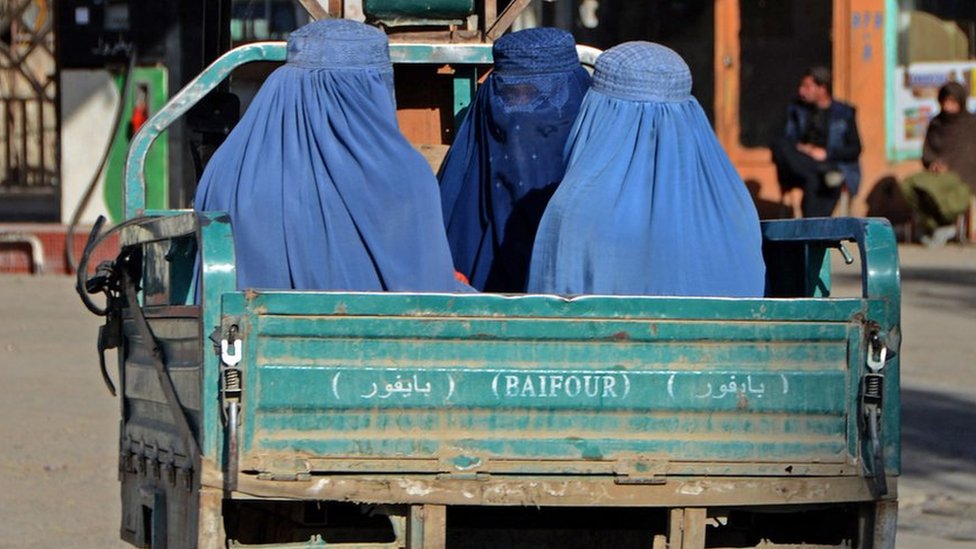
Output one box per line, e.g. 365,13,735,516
0,244,973,547
856,246,976,547
0,275,123,548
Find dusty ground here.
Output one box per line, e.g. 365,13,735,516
0,243,973,548
0,275,124,548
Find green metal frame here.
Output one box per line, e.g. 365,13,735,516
123,41,602,219
363,0,475,21
123,42,494,218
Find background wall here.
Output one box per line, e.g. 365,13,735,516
59,69,117,225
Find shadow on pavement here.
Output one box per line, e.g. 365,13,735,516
901,266,976,286
901,387,976,489
899,388,976,544
833,262,976,311
899,266,976,312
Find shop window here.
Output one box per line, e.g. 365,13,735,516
892,1,976,158
898,1,976,64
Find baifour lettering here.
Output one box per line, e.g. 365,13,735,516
503,374,619,398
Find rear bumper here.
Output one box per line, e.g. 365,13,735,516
228,473,898,507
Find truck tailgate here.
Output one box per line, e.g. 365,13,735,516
221,293,869,478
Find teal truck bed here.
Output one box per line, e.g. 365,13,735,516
97,213,900,548
84,42,900,549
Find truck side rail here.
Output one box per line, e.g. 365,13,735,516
762,217,900,309
123,41,603,219
762,217,901,490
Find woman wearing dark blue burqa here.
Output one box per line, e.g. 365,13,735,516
438,27,590,292
194,19,460,291
528,42,765,297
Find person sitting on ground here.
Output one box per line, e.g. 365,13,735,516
771,67,862,218
194,19,462,292
899,81,976,246
438,27,591,292
527,42,766,297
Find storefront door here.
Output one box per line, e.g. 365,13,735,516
715,0,835,202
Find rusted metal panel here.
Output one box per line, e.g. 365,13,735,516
274,457,857,477
231,474,896,508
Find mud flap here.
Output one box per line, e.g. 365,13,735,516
121,485,166,548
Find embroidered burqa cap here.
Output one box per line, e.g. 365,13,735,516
286,18,390,69
438,27,591,292
528,41,766,296
195,19,461,291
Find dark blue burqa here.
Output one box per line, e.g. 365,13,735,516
194,20,460,291
528,42,766,297
438,28,590,292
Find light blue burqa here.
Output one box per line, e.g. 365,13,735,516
528,42,766,296
194,20,460,292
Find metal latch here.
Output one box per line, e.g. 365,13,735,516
861,328,890,496
221,324,243,492
614,459,668,485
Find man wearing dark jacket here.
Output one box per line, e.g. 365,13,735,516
772,67,862,218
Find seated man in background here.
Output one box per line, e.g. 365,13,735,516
772,67,862,218
194,19,461,292
438,27,591,292
900,81,975,246
528,42,766,297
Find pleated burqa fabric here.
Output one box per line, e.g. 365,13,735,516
528,42,766,297
194,19,460,292
438,28,591,292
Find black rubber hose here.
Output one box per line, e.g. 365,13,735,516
65,51,137,274
75,214,159,316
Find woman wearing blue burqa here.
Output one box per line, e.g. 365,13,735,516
528,42,765,297
194,19,460,291
438,27,590,292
